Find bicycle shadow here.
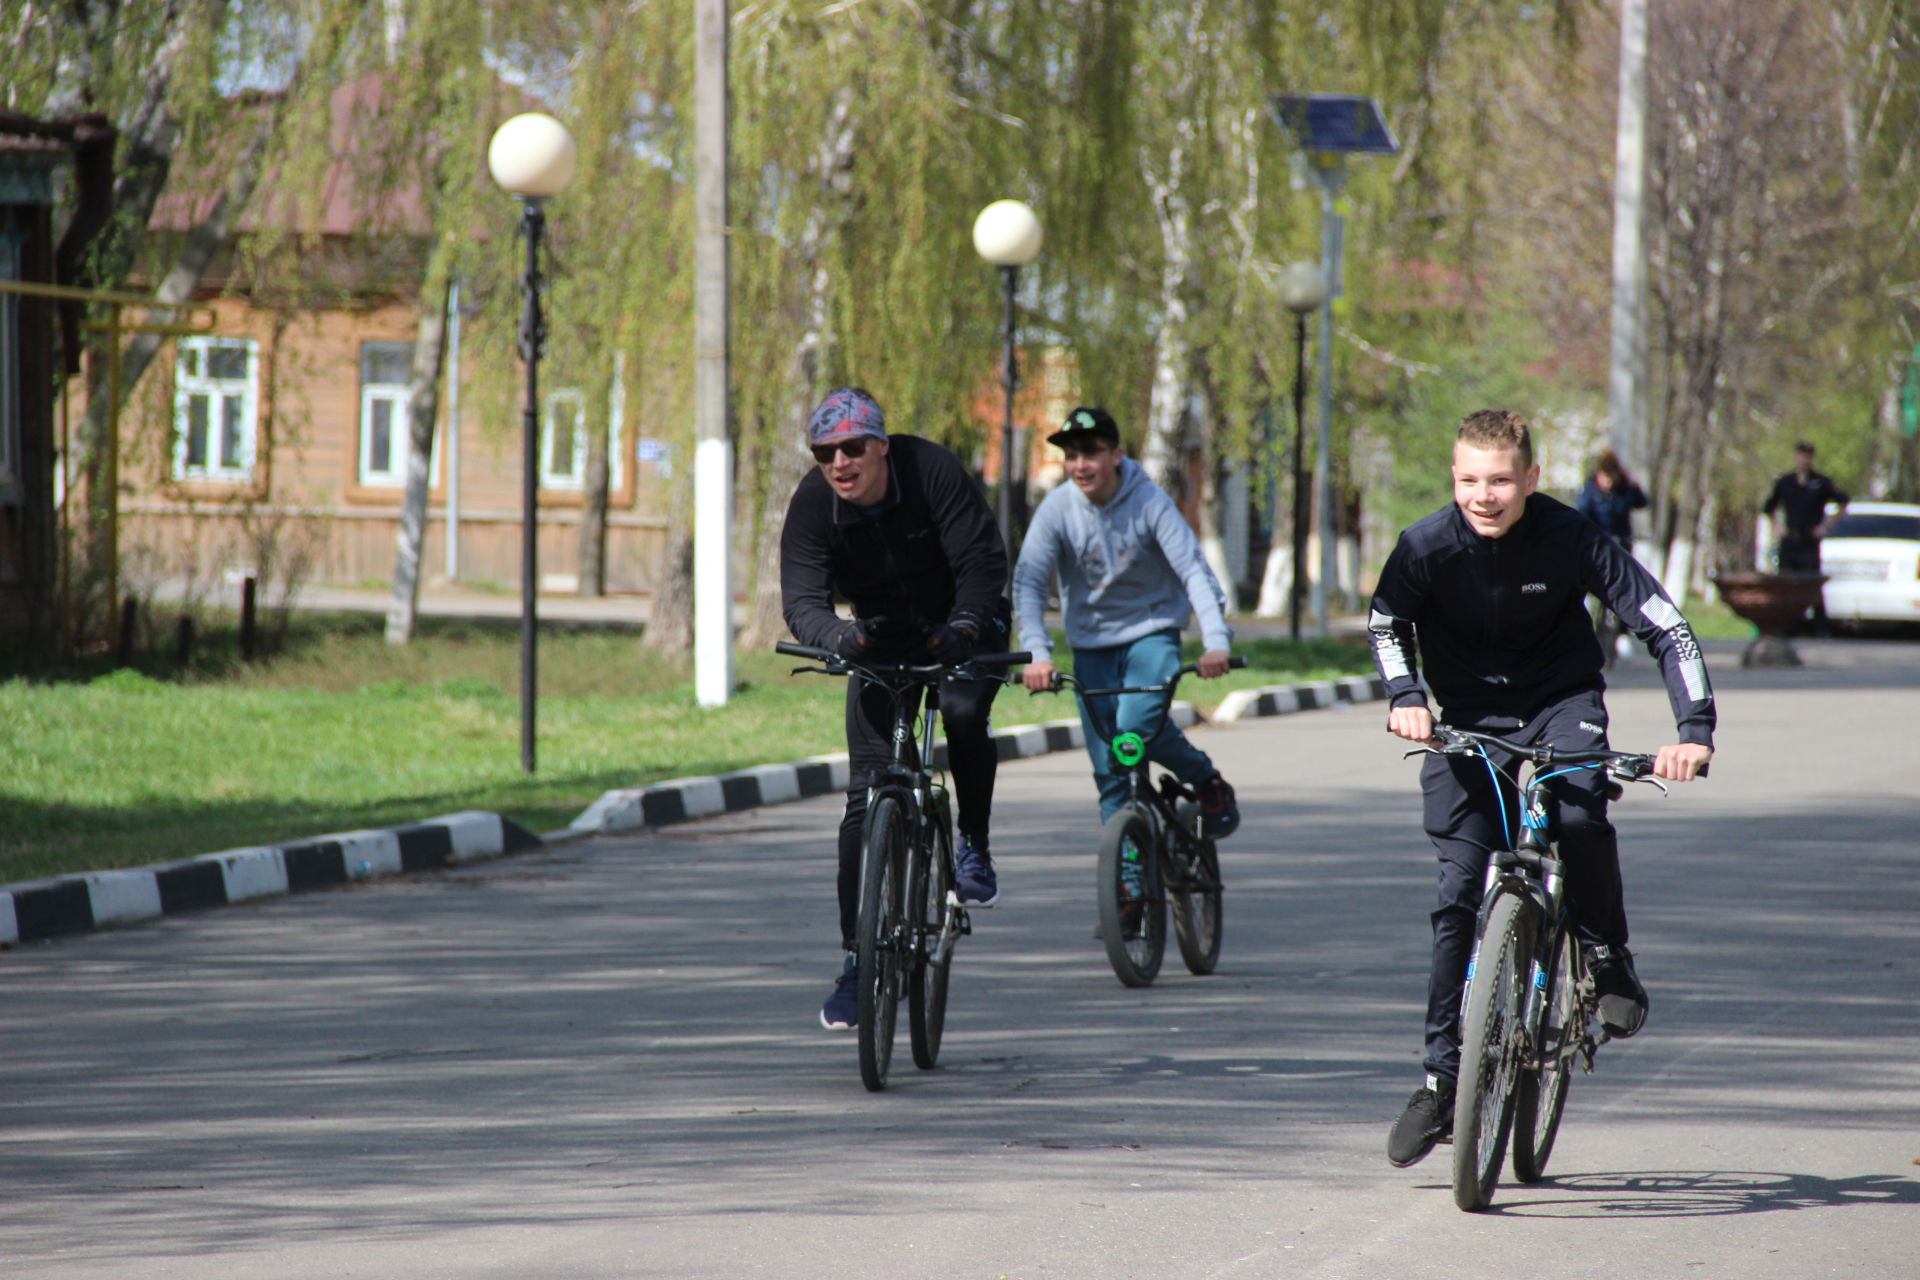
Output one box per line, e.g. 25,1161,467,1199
1470,1169,1920,1218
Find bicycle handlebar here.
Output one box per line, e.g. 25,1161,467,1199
1049,655,1248,698
774,640,1031,679
1422,723,1661,779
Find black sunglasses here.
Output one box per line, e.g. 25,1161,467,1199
811,437,872,465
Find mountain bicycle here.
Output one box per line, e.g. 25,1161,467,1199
776,640,1028,1091
1406,724,1679,1211
1046,658,1246,987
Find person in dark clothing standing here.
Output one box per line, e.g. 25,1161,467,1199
1574,448,1647,550
1369,409,1715,1171
1764,441,1849,569
1575,448,1650,659
780,387,1011,1031
1763,441,1849,634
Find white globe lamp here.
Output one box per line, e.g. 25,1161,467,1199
1277,260,1329,315
972,199,1042,268
487,113,578,199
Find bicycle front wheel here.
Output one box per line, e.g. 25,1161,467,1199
1513,921,1576,1183
856,793,910,1092
1169,801,1223,975
1452,890,1532,1211
909,794,955,1070
1096,808,1165,987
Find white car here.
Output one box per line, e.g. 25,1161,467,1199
1820,501,1920,628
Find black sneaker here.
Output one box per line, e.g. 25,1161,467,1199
819,953,858,1031
1197,773,1240,839
1586,943,1648,1038
1387,1075,1455,1168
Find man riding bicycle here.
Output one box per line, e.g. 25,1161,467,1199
1370,410,1715,1169
1013,405,1240,837
780,387,1012,1032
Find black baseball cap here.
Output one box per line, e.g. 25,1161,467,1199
1048,405,1120,449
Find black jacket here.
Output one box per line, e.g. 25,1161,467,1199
780,435,1008,651
1763,469,1848,540
1368,494,1715,746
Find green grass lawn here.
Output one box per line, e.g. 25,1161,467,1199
4,610,1371,884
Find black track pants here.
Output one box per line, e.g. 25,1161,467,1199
1419,687,1628,1080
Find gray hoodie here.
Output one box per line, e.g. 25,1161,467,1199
1014,456,1232,660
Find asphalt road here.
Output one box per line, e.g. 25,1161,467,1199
4,640,1917,1278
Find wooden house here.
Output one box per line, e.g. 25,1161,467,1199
117,76,673,605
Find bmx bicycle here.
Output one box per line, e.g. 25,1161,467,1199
1047,658,1245,987
777,640,1028,1091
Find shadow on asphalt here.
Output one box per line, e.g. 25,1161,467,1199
1468,1169,1920,1219
4,672,1919,1266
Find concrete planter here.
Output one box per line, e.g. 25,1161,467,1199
1712,571,1828,667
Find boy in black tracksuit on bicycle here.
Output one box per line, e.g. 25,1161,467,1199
1371,410,1715,1169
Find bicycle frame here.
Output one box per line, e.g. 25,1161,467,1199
1056,658,1243,833
1421,727,1666,1065
776,643,1028,962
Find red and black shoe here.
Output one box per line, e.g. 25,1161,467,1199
1197,773,1240,840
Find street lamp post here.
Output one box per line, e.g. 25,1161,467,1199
972,200,1042,551
488,112,577,774
1269,94,1397,635
1277,261,1329,641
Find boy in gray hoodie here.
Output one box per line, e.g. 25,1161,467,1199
1014,406,1240,837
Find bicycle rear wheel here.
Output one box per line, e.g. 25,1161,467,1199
1169,801,1223,975
1513,922,1576,1183
1096,808,1164,987
909,794,955,1070
856,793,909,1092
1452,891,1531,1211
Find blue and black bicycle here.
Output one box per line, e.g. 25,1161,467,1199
1407,724,1679,1211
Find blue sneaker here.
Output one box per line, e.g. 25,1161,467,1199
819,953,858,1031
954,835,999,907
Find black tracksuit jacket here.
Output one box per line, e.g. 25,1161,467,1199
779,435,1008,650
1368,494,1716,746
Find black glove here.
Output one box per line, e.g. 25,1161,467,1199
833,619,877,661
926,621,976,665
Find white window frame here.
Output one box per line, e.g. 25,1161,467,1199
172,336,259,482
356,341,438,488
539,386,624,492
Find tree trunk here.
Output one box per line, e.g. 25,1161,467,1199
1189,373,1235,610
384,267,453,644
642,520,696,654
737,91,857,651
579,354,622,598
1139,125,1193,495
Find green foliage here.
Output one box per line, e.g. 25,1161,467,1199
12,0,1919,599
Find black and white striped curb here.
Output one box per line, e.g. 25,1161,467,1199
570,704,1199,836
1213,673,1387,721
0,811,540,946
568,675,1386,837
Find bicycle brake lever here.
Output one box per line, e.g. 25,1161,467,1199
1633,775,1671,797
